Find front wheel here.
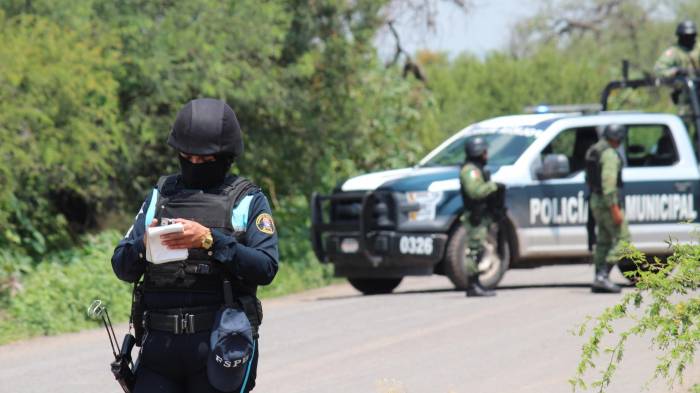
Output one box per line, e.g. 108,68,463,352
444,224,510,290
348,278,403,295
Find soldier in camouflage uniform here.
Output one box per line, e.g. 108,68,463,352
460,137,501,297
654,21,699,79
654,20,699,137
584,124,629,294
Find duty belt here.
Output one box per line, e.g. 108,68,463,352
145,308,216,335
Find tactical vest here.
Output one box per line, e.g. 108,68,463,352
460,162,491,206
142,174,260,296
460,161,490,225
585,143,623,195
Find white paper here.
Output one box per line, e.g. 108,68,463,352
146,223,189,264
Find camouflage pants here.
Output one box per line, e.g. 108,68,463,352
462,213,493,277
590,194,630,271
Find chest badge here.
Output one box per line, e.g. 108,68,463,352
255,213,276,235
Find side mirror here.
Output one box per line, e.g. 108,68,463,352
536,154,570,180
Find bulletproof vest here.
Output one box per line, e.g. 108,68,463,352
460,161,490,211
143,174,259,295
585,143,623,195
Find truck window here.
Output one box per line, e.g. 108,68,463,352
625,124,678,167
421,133,535,167
541,127,598,175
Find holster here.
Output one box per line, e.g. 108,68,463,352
238,295,263,338
223,280,263,338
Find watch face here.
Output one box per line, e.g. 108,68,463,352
202,233,213,249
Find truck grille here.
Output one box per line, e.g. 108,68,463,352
330,191,396,229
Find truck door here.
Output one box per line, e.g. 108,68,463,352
622,124,700,253
513,127,598,258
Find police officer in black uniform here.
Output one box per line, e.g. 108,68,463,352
112,98,279,392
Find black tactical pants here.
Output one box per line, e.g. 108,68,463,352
133,330,258,393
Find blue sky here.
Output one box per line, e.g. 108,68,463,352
376,0,539,59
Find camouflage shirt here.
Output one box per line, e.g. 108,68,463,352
654,44,700,78
459,162,497,201
588,139,623,207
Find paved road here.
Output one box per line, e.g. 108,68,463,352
0,264,697,393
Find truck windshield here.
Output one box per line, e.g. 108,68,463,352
420,133,535,167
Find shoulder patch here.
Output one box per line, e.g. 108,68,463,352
469,169,481,180
255,213,276,235
665,48,674,57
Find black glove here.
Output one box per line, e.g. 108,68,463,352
496,182,506,194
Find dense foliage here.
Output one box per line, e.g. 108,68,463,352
0,0,435,278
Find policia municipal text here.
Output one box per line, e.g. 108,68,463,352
111,98,279,392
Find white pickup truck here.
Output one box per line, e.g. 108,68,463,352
311,78,700,295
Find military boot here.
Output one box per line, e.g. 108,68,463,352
465,274,496,297
591,264,621,294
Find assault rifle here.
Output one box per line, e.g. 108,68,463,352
87,300,136,393
487,183,507,222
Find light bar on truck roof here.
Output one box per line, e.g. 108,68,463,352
524,103,602,114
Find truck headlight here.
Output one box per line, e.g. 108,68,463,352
403,191,443,222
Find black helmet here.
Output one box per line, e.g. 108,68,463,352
602,124,626,142
676,20,697,36
464,137,488,159
168,98,243,158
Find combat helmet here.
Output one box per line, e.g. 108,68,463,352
464,137,488,159
168,98,243,158
602,124,626,142
676,20,697,36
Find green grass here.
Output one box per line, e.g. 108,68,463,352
0,230,335,345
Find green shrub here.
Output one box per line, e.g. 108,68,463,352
571,238,700,392
0,231,131,344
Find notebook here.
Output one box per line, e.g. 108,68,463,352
146,223,189,264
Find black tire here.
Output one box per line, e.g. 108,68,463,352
444,225,510,290
617,258,640,283
617,255,666,283
347,278,403,295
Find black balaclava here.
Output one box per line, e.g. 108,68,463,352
679,34,697,51
179,155,233,189
467,154,487,168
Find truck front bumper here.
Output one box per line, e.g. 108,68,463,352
311,192,448,277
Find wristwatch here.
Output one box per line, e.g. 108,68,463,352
200,229,214,250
